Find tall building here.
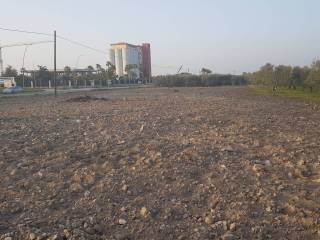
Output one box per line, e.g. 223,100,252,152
109,42,151,81
141,43,152,81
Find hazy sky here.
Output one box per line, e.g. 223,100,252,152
1,0,320,75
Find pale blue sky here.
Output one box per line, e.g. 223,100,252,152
1,0,319,74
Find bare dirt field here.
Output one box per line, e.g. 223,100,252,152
0,87,320,240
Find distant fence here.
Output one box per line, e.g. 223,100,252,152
13,75,147,89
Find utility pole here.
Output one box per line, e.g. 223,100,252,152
0,47,3,76
54,30,57,97
22,46,28,88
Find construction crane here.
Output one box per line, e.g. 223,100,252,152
0,40,52,76
177,65,183,74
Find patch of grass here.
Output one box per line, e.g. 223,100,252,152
248,85,320,102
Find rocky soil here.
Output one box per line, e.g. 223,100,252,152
0,87,319,240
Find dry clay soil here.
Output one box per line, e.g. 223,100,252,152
0,87,320,240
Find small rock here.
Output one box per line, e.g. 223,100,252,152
252,164,264,173
301,217,314,227
221,232,237,240
223,146,233,152
204,216,213,225
220,164,227,170
4,237,13,240
49,235,58,240
118,219,127,225
140,207,148,217
10,169,17,176
122,185,128,192
63,229,71,238
93,224,103,234
84,190,90,197
223,221,228,231
29,233,36,240
83,174,95,185
253,140,260,147
37,171,43,178
70,183,83,192
84,227,95,235
230,223,236,231
212,221,224,231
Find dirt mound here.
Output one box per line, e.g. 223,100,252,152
65,95,109,103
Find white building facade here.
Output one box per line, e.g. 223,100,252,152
110,43,142,79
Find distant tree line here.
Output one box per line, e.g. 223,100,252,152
245,60,320,92
153,68,247,87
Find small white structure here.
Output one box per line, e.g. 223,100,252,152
0,77,16,88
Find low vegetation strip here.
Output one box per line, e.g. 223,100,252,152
153,73,247,87
249,85,320,102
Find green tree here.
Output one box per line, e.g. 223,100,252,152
304,60,320,91
200,68,212,75
87,65,94,74
273,66,283,89
96,64,104,87
106,61,116,83
64,66,71,76
259,63,274,86
37,65,50,87
96,64,101,73
301,66,311,89
305,70,319,92
290,66,309,89
274,65,291,87
3,65,18,77
125,64,133,84
305,62,320,92
63,66,72,87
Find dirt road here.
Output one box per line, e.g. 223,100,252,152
0,87,319,239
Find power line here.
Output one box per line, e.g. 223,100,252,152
0,27,107,55
0,41,53,48
57,35,107,55
0,26,52,36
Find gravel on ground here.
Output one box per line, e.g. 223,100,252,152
0,87,319,239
